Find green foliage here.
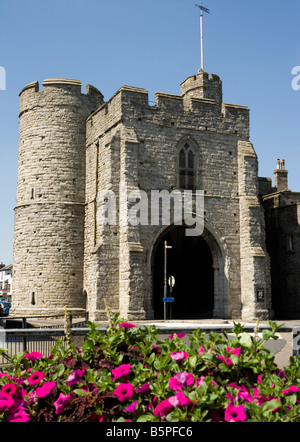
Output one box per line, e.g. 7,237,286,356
0,316,300,422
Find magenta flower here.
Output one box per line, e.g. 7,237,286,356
24,351,43,361
54,392,72,414
111,364,131,381
224,403,247,422
119,322,136,331
136,383,150,395
226,347,241,357
153,398,173,418
27,370,45,386
7,408,30,422
170,392,194,408
283,385,300,396
66,368,85,386
0,392,14,411
169,333,186,339
35,381,56,398
169,371,194,391
124,400,139,413
114,383,134,402
169,351,189,362
1,383,17,396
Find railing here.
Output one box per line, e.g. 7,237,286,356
0,323,300,367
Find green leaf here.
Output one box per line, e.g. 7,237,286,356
189,354,198,369
73,389,88,397
239,333,253,349
137,414,157,422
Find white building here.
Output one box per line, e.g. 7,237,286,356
0,264,12,301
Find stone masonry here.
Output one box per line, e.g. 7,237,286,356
12,71,272,321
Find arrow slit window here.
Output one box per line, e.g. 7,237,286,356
179,143,195,190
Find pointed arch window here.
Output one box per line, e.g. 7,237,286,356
179,143,195,190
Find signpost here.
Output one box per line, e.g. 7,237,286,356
163,241,173,320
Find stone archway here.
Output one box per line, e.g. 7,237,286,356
152,225,224,319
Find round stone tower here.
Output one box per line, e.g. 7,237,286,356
12,79,104,316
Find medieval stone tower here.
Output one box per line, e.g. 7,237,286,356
13,79,103,316
12,71,272,321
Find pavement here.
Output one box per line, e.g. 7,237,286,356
131,318,300,369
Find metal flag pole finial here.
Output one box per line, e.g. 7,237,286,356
195,2,210,72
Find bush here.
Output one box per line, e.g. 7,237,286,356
0,312,300,422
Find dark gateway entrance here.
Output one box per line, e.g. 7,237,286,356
152,226,214,319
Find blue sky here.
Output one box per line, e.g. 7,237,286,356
0,0,299,265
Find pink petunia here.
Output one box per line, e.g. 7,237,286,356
35,381,56,398
66,369,85,386
7,408,30,422
153,398,173,418
226,347,241,357
169,351,189,362
283,385,300,396
27,370,45,386
0,392,14,411
54,392,72,414
24,351,43,361
111,364,131,381
124,400,139,413
169,371,194,391
171,391,194,408
114,383,134,402
224,403,247,422
136,383,150,395
169,333,186,339
119,322,136,331
1,383,17,396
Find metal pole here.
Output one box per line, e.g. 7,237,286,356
164,241,167,320
200,12,204,71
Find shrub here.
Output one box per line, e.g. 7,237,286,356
0,313,300,422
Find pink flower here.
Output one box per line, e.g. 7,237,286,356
119,322,136,330
170,351,189,362
54,392,72,414
124,400,139,413
27,370,45,386
66,369,85,386
24,351,43,361
283,385,300,396
226,347,241,357
153,398,173,418
199,346,205,354
172,391,194,407
136,383,150,395
7,408,30,422
35,381,56,398
111,364,131,380
169,371,194,391
0,392,14,411
224,403,247,422
169,333,186,339
114,383,134,402
1,383,17,396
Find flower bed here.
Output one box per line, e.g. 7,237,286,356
0,313,300,422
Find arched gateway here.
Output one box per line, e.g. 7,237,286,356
151,224,227,320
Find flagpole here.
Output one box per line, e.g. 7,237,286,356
195,3,210,72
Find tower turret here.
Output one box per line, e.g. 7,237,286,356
12,79,104,316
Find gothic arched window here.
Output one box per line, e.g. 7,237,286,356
179,143,195,190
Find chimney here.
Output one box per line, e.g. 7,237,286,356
274,159,288,192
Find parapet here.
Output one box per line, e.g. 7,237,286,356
180,71,223,109
19,78,104,115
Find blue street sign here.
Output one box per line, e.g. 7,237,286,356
163,297,175,303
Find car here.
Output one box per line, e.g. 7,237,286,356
0,300,11,316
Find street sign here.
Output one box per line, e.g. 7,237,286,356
163,297,175,303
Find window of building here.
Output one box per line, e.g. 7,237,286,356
179,143,195,190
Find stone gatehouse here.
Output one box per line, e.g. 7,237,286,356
12,71,273,321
